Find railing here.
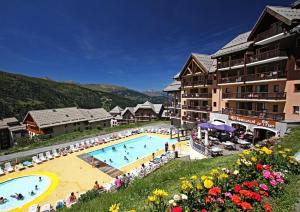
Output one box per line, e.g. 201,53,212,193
219,61,230,69
182,77,214,87
182,93,212,98
167,104,181,109
249,49,287,63
222,108,285,121
222,92,286,100
182,116,198,122
255,27,284,42
182,105,212,112
218,70,287,84
231,58,244,66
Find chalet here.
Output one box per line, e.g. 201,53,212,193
109,106,124,117
23,107,112,137
134,101,164,122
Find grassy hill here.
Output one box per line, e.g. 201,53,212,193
0,71,157,120
83,84,167,104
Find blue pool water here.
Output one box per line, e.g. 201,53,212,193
0,175,51,211
89,135,177,169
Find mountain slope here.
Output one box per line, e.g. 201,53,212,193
83,84,167,104
0,71,141,120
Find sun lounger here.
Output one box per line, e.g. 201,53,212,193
45,151,54,160
23,161,34,167
4,162,14,172
40,204,52,212
70,144,79,152
52,149,60,157
0,167,5,175
15,163,25,171
28,204,39,212
80,141,87,149
32,156,42,164
38,153,47,162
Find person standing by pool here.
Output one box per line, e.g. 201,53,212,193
152,152,155,160
165,142,169,152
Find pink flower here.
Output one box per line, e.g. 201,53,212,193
277,178,285,184
270,179,277,187
225,192,232,198
263,170,271,179
260,184,268,191
274,172,282,179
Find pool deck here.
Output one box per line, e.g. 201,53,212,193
0,133,189,211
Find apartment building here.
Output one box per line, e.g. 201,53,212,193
163,79,181,127
177,53,217,128
165,1,300,139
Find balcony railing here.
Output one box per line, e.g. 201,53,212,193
218,70,287,84
218,58,244,69
182,116,198,122
249,49,286,63
219,61,230,69
255,27,284,42
182,93,212,98
182,105,212,112
222,92,286,100
182,77,214,87
222,108,284,121
167,104,181,109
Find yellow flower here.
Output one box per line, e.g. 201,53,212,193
196,183,203,191
236,159,241,165
201,175,208,181
129,210,136,212
210,169,219,176
261,147,272,155
218,173,229,180
242,150,250,155
109,203,120,212
284,148,291,152
233,170,239,175
181,180,193,192
203,179,214,189
180,177,186,180
148,195,156,202
251,156,257,162
282,154,287,158
190,175,198,180
153,189,168,198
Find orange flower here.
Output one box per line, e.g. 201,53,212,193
263,203,272,211
205,196,211,204
231,194,241,205
240,202,252,210
208,187,221,196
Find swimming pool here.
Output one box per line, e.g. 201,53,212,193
0,175,51,211
88,134,177,169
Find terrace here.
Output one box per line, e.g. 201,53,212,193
222,108,285,121
182,93,212,99
222,92,286,100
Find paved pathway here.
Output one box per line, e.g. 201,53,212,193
0,122,171,162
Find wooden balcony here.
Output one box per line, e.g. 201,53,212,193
218,70,287,84
222,92,286,100
182,77,213,87
182,93,212,98
222,108,284,121
218,58,244,69
255,27,284,42
248,49,287,63
182,105,212,112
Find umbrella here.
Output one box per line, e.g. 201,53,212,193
214,124,236,132
198,122,216,129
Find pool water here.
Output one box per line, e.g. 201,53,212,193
89,135,177,169
0,175,51,211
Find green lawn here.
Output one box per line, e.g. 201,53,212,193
63,128,300,212
0,120,169,156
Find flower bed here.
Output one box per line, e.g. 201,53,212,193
109,145,299,211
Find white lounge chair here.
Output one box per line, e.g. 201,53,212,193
45,151,54,160
28,204,39,212
52,149,60,157
32,156,42,164
38,153,47,162
4,162,14,172
0,167,5,175
40,204,52,212
80,141,87,149
70,144,79,152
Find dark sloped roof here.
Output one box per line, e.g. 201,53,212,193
212,31,252,58
163,80,181,92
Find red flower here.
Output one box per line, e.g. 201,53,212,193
234,185,241,193
256,163,263,170
252,193,261,202
231,194,241,205
201,210,208,212
208,187,221,196
259,190,269,197
263,203,272,211
240,202,253,210
172,207,182,212
264,165,270,170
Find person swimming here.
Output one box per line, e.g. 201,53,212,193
109,158,113,163
35,185,39,190
127,152,129,155
136,157,139,159
112,146,116,151
30,190,35,196
144,144,147,148
123,144,127,148
124,156,128,161
11,193,24,200
39,177,42,182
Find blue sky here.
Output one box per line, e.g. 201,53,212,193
0,0,293,91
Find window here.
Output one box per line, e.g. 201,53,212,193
273,105,278,112
295,84,300,92
273,85,279,92
225,102,229,108
213,88,217,93
293,106,300,114
213,102,217,107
